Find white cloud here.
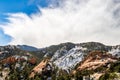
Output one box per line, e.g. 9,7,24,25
1,0,120,48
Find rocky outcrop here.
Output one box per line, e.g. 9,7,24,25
77,51,118,70
29,59,52,78
0,57,17,64
28,57,37,65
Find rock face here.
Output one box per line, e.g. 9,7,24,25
0,55,37,65
29,59,52,78
0,57,17,64
109,46,120,57
28,57,37,65
51,46,85,71
77,51,118,70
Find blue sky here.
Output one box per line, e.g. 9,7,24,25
0,0,120,47
0,0,48,45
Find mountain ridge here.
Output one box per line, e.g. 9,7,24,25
0,42,120,80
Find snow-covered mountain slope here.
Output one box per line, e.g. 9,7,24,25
50,42,120,71
51,46,87,71
109,46,120,57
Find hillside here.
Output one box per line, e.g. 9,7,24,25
0,42,120,80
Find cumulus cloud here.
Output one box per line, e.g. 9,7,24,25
1,0,120,48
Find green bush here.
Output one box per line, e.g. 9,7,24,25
99,72,119,80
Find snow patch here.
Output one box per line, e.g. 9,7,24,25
51,46,85,71
109,47,120,57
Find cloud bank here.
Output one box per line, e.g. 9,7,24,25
1,0,120,48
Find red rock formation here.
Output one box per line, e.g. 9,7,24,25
28,57,37,65
77,51,118,71
29,59,50,78
1,57,17,64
